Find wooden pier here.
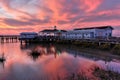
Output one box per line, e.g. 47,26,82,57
19,36,120,45
0,35,19,43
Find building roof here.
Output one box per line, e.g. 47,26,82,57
20,32,38,35
40,29,67,33
74,26,114,30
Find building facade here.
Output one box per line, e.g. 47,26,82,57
62,26,113,40
19,26,114,41
38,26,66,37
19,32,38,40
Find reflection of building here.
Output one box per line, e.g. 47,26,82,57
21,43,62,60
63,26,113,40
38,26,67,37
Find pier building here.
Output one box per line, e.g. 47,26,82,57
38,26,66,37
19,32,38,40
63,26,113,40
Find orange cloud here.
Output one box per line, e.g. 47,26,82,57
0,0,119,36
80,0,103,12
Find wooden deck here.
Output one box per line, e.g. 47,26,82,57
19,36,120,45
0,35,19,43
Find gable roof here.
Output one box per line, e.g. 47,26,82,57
20,32,38,35
74,26,114,30
40,29,67,33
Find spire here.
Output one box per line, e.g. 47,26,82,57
54,26,57,30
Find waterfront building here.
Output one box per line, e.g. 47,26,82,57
19,32,38,40
63,26,113,40
38,26,67,37
19,26,114,41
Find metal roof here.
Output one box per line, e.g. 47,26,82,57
40,29,67,33
20,32,38,35
74,26,114,30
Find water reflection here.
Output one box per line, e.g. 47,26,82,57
22,44,62,61
0,61,5,69
0,53,6,69
0,43,119,80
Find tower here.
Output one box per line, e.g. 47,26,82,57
54,26,57,30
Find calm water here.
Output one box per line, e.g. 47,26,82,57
0,43,120,80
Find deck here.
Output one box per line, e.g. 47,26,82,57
0,35,19,43
19,35,120,45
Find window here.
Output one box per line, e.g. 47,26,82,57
109,33,111,37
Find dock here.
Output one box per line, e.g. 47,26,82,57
19,35,120,45
0,35,19,43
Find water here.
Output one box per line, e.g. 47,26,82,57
0,43,120,80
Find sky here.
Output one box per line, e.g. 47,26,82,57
0,0,120,37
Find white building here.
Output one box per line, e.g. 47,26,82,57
63,26,113,40
19,32,38,40
38,26,66,37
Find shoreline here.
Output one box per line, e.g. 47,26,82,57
21,42,120,60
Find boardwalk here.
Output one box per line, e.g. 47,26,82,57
19,35,120,45
0,35,19,43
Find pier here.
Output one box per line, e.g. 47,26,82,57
19,25,120,46
0,35,19,43
19,35,120,45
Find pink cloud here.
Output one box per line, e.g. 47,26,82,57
80,0,103,12
0,0,119,37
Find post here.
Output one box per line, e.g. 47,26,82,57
99,42,101,46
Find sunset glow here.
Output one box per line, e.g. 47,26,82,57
0,0,120,36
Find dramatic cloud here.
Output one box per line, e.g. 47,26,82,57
80,0,103,12
0,0,119,36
